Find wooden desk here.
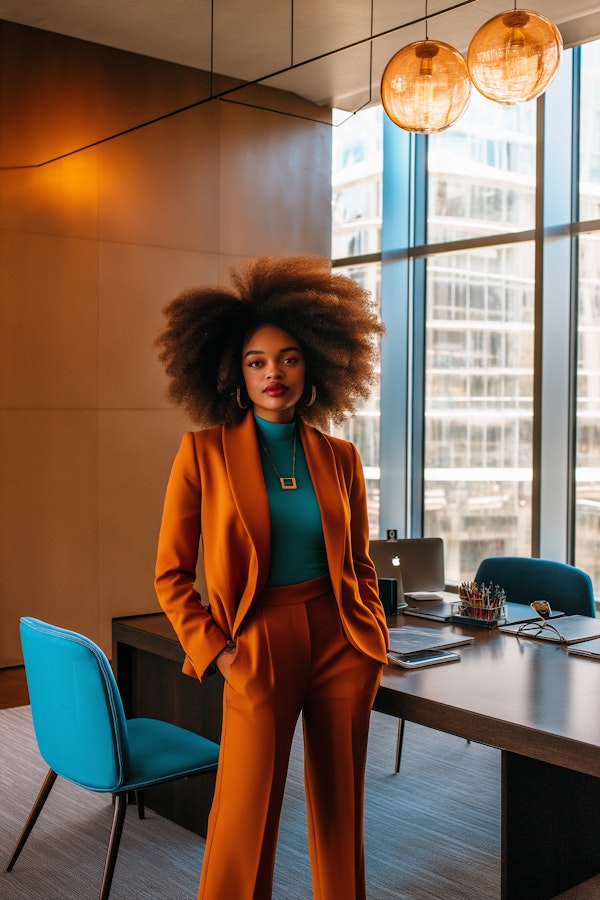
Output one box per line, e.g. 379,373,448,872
113,612,600,898
112,614,223,836
376,614,600,900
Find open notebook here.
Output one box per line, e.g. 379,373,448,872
388,625,474,654
499,615,600,644
568,637,600,659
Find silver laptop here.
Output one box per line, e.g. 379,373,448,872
369,537,445,594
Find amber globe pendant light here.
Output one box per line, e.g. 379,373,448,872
381,40,471,133
380,2,471,134
467,7,563,104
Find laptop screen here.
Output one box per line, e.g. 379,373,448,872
369,537,445,593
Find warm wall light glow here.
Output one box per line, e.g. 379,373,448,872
381,40,471,134
467,9,562,104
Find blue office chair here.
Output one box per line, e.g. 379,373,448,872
6,617,220,900
473,556,596,618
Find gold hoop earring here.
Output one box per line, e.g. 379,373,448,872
236,385,248,409
306,385,317,407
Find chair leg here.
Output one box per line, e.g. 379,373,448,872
6,768,58,872
135,790,145,820
99,792,127,900
394,719,405,773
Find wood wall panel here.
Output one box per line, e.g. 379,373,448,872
0,24,211,170
219,101,332,256
0,232,99,409
0,150,100,238
98,409,192,654
0,410,99,663
97,105,221,250
97,242,218,410
0,20,332,665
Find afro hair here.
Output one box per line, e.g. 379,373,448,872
155,255,384,428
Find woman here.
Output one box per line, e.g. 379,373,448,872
154,255,389,900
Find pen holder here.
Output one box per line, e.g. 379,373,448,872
453,582,507,624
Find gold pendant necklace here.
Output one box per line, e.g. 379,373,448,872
259,427,297,490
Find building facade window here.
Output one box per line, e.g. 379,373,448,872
332,43,600,599
576,42,600,592
332,108,383,536
424,91,536,581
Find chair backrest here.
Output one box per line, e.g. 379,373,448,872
20,617,130,792
473,557,596,618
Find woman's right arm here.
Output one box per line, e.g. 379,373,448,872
155,432,229,680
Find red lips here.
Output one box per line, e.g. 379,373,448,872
265,385,287,397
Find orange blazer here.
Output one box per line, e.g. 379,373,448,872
155,412,389,680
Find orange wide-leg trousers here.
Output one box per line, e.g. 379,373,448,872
197,575,382,900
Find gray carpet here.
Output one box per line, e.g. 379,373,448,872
0,705,504,899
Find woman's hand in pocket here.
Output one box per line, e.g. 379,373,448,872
215,641,237,680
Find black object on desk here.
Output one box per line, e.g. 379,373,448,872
378,577,400,614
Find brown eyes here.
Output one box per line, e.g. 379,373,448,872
246,356,300,367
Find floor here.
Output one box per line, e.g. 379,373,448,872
3,662,600,898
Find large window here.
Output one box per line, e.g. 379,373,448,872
332,107,383,260
576,42,600,589
332,109,383,536
424,244,534,579
332,42,600,600
428,94,536,244
424,94,536,581
575,233,600,587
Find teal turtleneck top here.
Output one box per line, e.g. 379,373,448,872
254,415,328,587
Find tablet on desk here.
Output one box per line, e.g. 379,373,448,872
387,648,461,668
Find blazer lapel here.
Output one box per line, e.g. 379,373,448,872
222,414,271,621
298,421,347,601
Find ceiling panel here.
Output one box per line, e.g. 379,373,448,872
1,0,600,109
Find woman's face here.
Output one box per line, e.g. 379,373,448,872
241,325,306,423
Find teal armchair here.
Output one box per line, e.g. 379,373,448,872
6,617,220,900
